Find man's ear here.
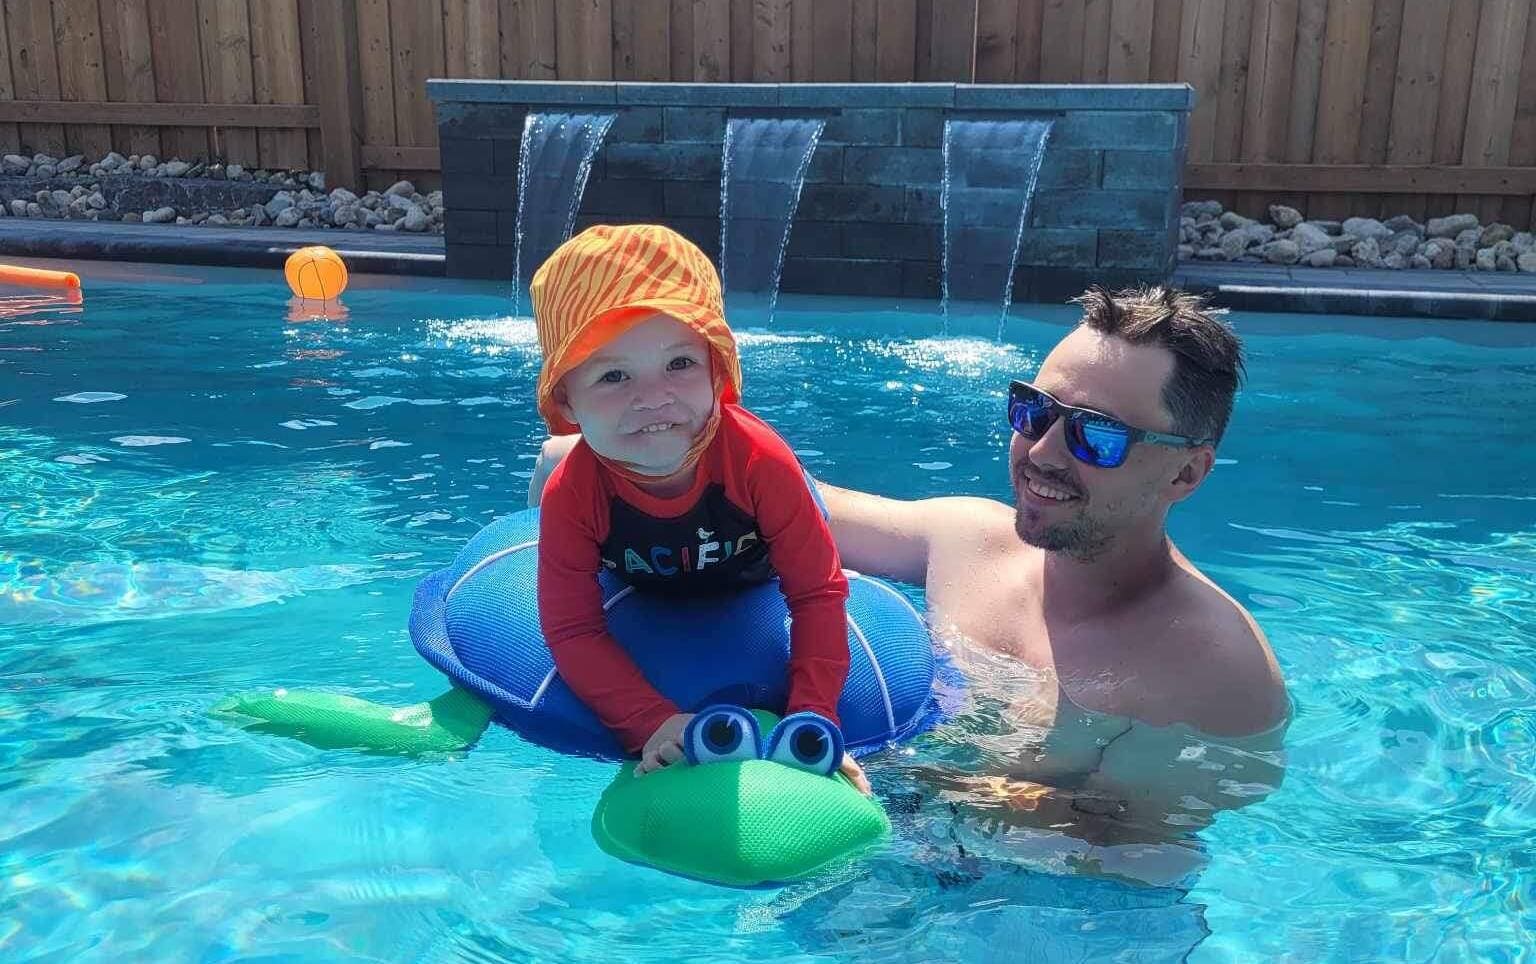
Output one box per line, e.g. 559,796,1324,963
1168,446,1215,503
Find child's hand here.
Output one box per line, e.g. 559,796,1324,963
635,713,693,776
839,754,872,795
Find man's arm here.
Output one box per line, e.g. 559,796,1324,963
810,483,937,587
528,435,580,507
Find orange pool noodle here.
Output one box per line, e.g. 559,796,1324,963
0,264,81,290
284,246,349,300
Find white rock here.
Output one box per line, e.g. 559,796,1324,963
206,214,228,226
1497,253,1518,272
1291,222,1333,255
1479,223,1515,247
139,154,158,170
1351,236,1382,266
102,152,128,170
274,208,302,227
307,171,326,191
1177,243,1195,259
1263,239,1301,264
1427,213,1479,238
1519,251,1536,272
25,202,41,217
329,187,358,205
226,163,245,179
34,164,55,178
400,206,429,232
163,160,191,177
385,179,415,197
374,221,398,232
1384,215,1423,234
1475,247,1496,271
1268,204,1303,229
386,192,415,213
1182,200,1223,219
1342,217,1391,241
1513,232,1535,254
57,154,84,174
1303,248,1337,268
87,191,106,210
33,153,56,166
144,206,176,223
1382,252,1407,270
5,153,32,174
1410,254,1432,270
264,195,295,217
8,199,26,217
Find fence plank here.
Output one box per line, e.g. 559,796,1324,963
556,0,611,79
1241,0,1295,162
1210,0,1251,163
1356,0,1403,197
914,0,932,78
197,0,259,167
299,0,363,189
875,0,915,81
4,0,66,155
503,0,557,78
1508,2,1536,225
731,0,753,79
691,0,729,81
670,0,693,78
0,5,17,152
1309,0,1373,218
851,0,878,79
1012,0,1042,81
611,0,670,79
1434,0,1482,218
1285,0,1325,163
0,99,317,125
1107,0,1154,82
926,0,974,81
444,0,500,77
55,0,114,160
146,0,210,161
1385,0,1451,220
1040,0,1083,82
1177,0,1224,163
97,0,159,157
974,0,1016,82
1462,0,1530,221
1148,0,1182,81
813,0,853,81
251,0,308,171
1082,0,1110,81
751,0,790,80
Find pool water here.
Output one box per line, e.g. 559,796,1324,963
3,263,1534,961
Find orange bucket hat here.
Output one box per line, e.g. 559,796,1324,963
531,223,742,436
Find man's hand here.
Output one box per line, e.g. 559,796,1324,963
838,754,872,795
635,713,693,776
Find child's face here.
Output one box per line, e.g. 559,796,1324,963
555,314,716,477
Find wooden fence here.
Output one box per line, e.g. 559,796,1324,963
3,0,1536,225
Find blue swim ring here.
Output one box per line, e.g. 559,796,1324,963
408,507,945,758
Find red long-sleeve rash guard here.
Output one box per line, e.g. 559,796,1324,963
537,404,851,755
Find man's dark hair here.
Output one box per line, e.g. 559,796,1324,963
1072,284,1245,446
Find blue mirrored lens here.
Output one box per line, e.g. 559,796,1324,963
1009,391,1054,436
1074,417,1131,467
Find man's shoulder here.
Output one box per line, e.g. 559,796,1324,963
1146,565,1289,738
918,496,1018,550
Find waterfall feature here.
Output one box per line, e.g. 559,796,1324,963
940,118,1054,335
718,117,826,324
512,111,617,316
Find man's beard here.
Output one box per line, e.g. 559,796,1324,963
1015,501,1112,561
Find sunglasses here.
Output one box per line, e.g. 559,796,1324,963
1008,380,1211,469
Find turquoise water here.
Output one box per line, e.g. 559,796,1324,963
3,262,1534,961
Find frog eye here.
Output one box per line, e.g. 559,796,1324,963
764,712,844,776
683,705,762,765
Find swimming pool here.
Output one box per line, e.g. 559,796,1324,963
3,261,1533,961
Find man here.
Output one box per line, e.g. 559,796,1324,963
530,285,1288,853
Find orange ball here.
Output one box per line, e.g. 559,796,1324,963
284,246,349,300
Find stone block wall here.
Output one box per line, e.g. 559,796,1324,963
429,82,1192,302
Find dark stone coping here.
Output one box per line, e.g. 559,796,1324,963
1176,263,1536,322
427,80,1195,111
0,219,444,275
0,173,284,214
